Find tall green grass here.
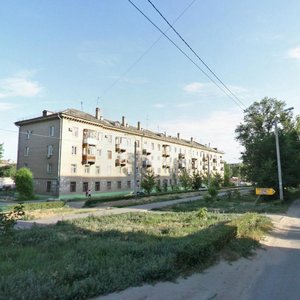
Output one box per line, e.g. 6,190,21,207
0,212,271,299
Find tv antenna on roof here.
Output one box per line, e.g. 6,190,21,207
81,101,83,111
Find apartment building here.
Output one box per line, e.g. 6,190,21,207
15,108,224,198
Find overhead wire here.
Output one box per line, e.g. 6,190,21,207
127,0,245,111
146,0,246,109
100,0,198,99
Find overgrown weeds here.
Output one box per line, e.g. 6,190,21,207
0,211,271,299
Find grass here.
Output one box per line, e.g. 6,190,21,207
0,211,272,299
156,192,290,214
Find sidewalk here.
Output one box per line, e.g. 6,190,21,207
16,193,206,229
16,188,251,229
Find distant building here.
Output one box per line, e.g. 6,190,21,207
15,108,224,198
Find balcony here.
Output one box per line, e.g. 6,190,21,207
83,137,97,146
162,163,170,169
83,129,98,145
115,159,127,167
82,154,96,165
162,150,170,157
142,149,151,156
192,163,198,170
178,153,185,159
115,144,126,153
178,162,186,169
142,160,152,168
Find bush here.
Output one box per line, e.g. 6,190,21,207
0,204,25,235
15,168,34,200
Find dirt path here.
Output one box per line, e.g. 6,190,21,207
98,200,300,300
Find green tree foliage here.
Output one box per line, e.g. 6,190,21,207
191,171,202,190
211,173,223,189
179,169,192,191
235,97,300,191
223,163,232,187
141,170,157,194
0,143,3,161
0,165,16,178
15,168,34,200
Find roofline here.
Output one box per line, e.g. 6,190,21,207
15,109,225,155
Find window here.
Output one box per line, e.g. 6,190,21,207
84,165,90,174
72,146,77,155
117,181,122,189
71,164,77,173
95,166,100,174
47,163,52,174
73,127,78,137
105,134,112,143
47,145,53,157
157,144,161,151
107,165,112,175
88,146,96,155
107,150,112,159
98,132,102,141
26,130,32,140
95,181,100,191
24,147,29,156
97,149,102,156
46,181,51,192
70,182,76,192
127,181,131,189
83,182,88,192
49,126,55,137
151,143,155,150
157,168,161,174
107,181,112,190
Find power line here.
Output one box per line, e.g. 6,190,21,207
147,0,246,109
127,0,245,111
100,0,198,98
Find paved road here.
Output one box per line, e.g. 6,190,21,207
98,200,300,300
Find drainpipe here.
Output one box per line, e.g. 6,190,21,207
57,113,62,198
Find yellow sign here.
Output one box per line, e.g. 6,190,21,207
255,188,276,196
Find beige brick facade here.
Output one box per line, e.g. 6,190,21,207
15,108,224,198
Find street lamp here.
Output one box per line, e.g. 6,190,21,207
274,107,294,201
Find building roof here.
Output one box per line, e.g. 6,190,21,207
15,108,224,155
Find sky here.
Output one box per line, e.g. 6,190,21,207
1,0,300,163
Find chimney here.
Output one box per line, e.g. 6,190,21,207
191,137,193,142
177,133,180,139
95,107,101,120
137,121,141,130
122,116,126,126
42,110,47,117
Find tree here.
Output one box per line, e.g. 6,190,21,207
191,171,202,190
0,143,3,162
223,163,232,187
0,165,16,178
179,169,192,191
15,168,34,200
141,170,157,194
235,97,300,192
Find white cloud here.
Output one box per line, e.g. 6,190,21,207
0,102,16,111
153,103,165,109
0,74,43,99
158,109,244,163
288,46,300,60
183,82,205,94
